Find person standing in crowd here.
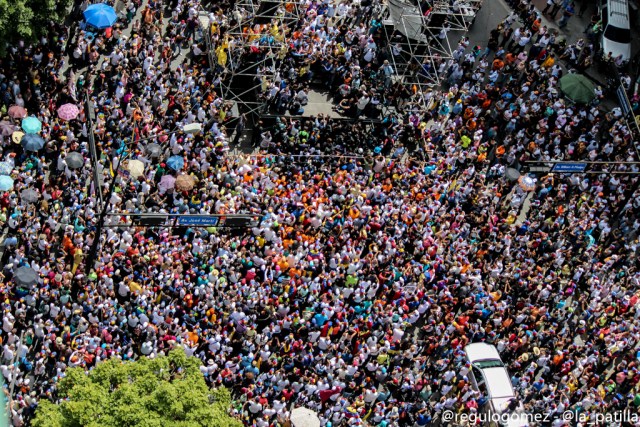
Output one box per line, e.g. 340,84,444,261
0,0,638,426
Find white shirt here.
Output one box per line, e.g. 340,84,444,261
357,96,370,110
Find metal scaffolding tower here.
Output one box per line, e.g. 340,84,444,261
199,0,308,120
382,0,483,102
198,0,483,119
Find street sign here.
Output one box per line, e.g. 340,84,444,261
224,216,258,228
551,163,587,173
177,215,220,227
133,214,166,226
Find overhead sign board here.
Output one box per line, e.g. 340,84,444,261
551,163,587,173
177,216,220,227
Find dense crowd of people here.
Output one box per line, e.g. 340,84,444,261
1,0,640,426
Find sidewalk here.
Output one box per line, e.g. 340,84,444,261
529,0,609,86
530,0,639,88
530,0,592,46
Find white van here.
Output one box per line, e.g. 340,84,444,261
464,343,529,427
599,0,632,62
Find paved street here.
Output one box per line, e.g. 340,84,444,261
466,0,512,49
281,0,640,127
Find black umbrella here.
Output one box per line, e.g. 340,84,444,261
14,266,38,288
66,152,84,169
505,168,521,181
145,143,162,158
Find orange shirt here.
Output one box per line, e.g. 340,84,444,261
62,236,75,254
187,331,199,344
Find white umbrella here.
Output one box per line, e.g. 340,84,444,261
127,159,145,178
518,175,537,192
290,407,320,427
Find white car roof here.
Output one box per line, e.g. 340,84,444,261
606,0,630,29
464,343,501,363
483,367,516,400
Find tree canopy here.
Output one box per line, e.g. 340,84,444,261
32,348,242,427
0,0,72,52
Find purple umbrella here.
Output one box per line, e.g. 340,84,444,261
0,121,16,137
158,175,176,192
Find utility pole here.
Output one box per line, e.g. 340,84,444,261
84,92,104,207
77,122,203,297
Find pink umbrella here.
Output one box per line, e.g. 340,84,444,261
57,103,80,121
158,175,176,192
8,105,27,119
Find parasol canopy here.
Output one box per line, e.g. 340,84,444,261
290,407,320,427
83,3,118,29
57,103,80,121
0,176,13,191
14,266,38,288
7,105,27,119
518,175,537,192
166,155,184,171
145,143,162,158
11,131,24,145
559,73,596,104
505,168,521,181
65,152,85,169
0,162,12,176
158,174,176,192
21,133,45,152
0,121,16,137
126,159,145,178
21,116,42,134
175,174,195,191
20,189,40,204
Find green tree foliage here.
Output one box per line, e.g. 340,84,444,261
32,348,242,427
0,0,72,52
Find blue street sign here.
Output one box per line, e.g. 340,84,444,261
177,216,220,227
551,163,587,173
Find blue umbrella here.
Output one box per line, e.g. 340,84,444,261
0,176,13,191
166,156,184,171
21,134,45,152
21,116,42,134
0,162,13,176
83,3,118,29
